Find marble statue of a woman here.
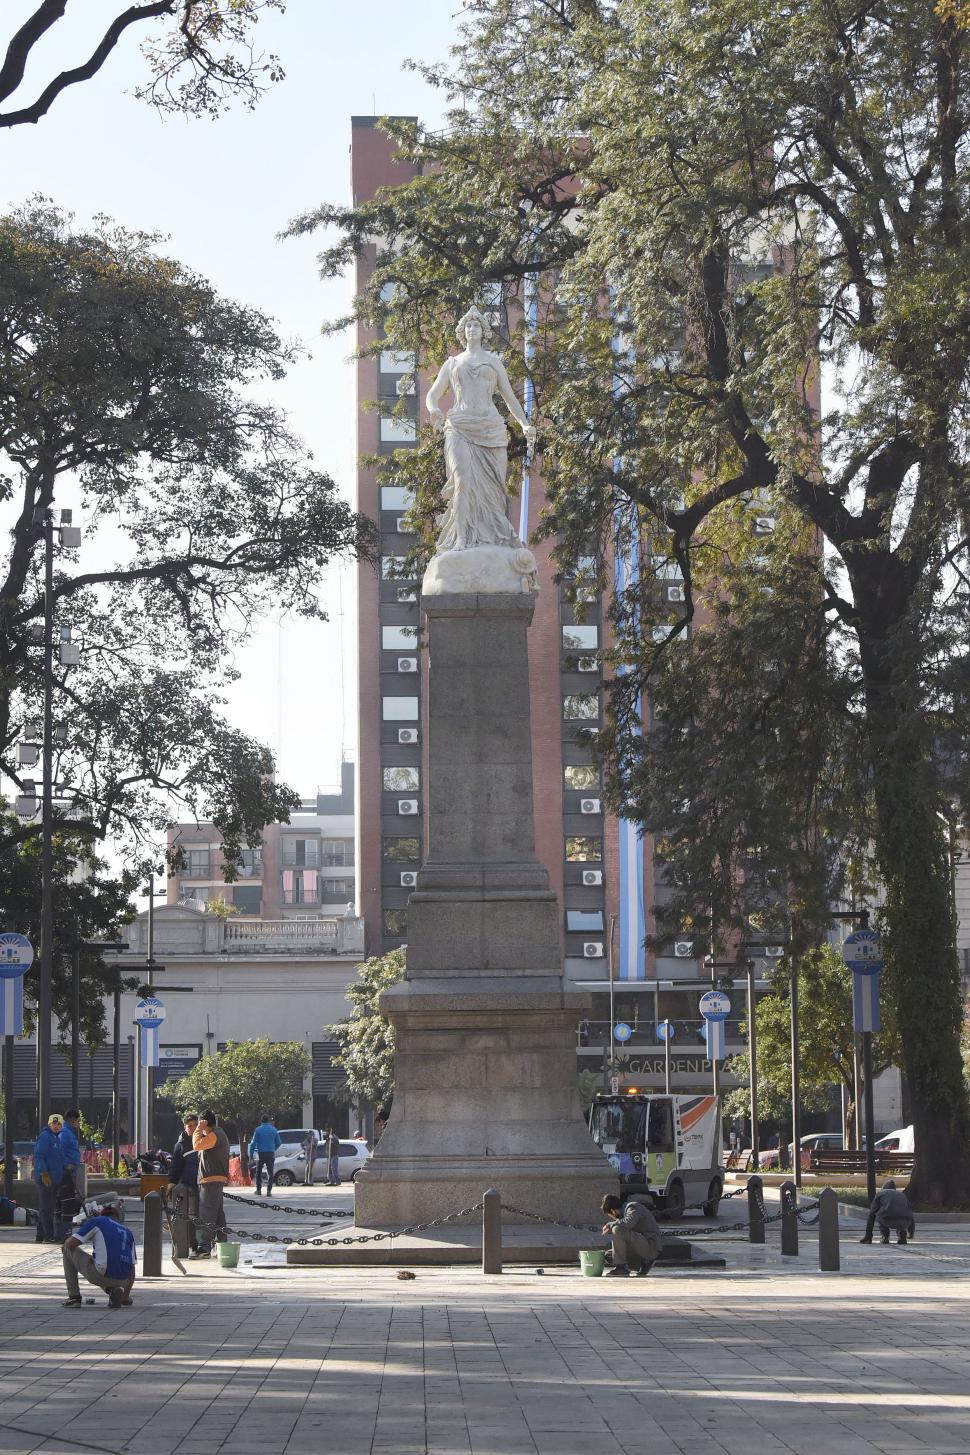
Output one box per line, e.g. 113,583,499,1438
422,306,539,595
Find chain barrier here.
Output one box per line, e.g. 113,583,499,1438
185,1200,486,1250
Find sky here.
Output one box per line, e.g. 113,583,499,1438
1,0,456,801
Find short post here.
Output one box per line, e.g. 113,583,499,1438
747,1174,765,1244
818,1187,840,1272
143,1191,163,1278
780,1180,798,1256
482,1187,502,1275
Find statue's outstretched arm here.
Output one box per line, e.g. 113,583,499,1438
494,357,537,453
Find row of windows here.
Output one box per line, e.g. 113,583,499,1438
177,840,351,874
381,905,607,940
379,834,602,866
380,694,598,725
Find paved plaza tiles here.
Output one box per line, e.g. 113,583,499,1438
2,1213,970,1455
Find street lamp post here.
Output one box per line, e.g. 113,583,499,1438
36,507,55,1126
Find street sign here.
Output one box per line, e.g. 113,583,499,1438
842,928,883,975
0,932,32,1037
698,989,731,1021
613,1022,633,1043
699,990,731,1062
135,996,166,1068
656,1020,675,1042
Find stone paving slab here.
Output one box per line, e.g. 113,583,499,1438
2,1219,969,1455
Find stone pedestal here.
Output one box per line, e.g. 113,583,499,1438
353,590,612,1229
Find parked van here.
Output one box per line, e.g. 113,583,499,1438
588,1091,724,1217
874,1125,915,1154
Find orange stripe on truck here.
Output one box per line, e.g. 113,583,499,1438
679,1097,716,1132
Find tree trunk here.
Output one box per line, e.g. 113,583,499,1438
864,674,970,1206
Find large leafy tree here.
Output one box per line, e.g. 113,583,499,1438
157,1037,311,1151
293,0,970,1204
0,1,284,130
0,802,136,1045
0,203,373,868
328,948,405,1113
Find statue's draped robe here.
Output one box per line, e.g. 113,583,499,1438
436,354,521,551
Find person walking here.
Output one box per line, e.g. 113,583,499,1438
302,1128,318,1185
57,1110,85,1239
249,1116,282,1196
62,1196,136,1309
167,1113,200,1255
600,1194,662,1277
191,1109,230,1258
33,1115,66,1243
324,1127,341,1187
860,1179,916,1245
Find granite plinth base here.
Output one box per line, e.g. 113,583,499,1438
353,978,614,1230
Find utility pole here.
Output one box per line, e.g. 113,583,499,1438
790,954,801,1188
746,958,760,1171
71,944,81,1108
37,507,55,1127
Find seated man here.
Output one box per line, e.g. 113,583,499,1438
62,1197,136,1309
601,1193,662,1277
860,1179,916,1245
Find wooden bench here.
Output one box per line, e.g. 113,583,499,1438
810,1149,914,1174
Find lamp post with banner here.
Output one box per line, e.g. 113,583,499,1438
842,922,883,1202
656,1018,675,1094
134,996,166,1151
1,933,33,1199
699,989,731,1097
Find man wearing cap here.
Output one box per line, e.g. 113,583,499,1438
63,1197,136,1309
33,1115,66,1243
57,1110,84,1239
192,1109,230,1257
167,1113,200,1255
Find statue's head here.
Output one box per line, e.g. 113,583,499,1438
455,305,492,346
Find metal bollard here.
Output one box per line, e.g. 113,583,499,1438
780,1180,798,1256
143,1191,163,1278
482,1188,503,1274
747,1175,765,1244
818,1187,840,1272
171,1192,190,1261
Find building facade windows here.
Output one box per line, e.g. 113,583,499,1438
282,838,320,867
383,908,408,936
233,885,262,915
382,697,419,721
321,840,351,866
382,625,418,650
566,909,605,933
383,837,420,863
564,765,599,791
383,766,420,792
565,836,603,862
563,693,600,720
181,847,212,877
282,868,320,905
379,416,417,444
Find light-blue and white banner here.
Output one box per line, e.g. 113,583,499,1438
703,1018,726,1062
852,970,881,1034
139,1022,160,1067
0,974,25,1037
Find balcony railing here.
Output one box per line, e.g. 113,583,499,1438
281,852,354,868
179,862,212,878
222,917,364,955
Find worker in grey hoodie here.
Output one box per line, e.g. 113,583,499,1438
860,1179,916,1245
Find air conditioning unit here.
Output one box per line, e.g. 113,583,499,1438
577,656,598,673
580,798,601,815
398,728,419,745
764,944,785,958
395,517,411,533
582,869,603,887
583,942,605,958
398,799,419,816
16,743,38,767
664,583,686,604
673,940,695,958
59,643,81,665
396,587,417,603
753,516,775,535
400,871,418,888
397,657,418,673
60,526,82,549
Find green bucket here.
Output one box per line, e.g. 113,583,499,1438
579,1248,606,1278
217,1240,240,1269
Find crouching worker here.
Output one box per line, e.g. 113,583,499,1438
601,1194,662,1277
860,1179,916,1246
62,1197,136,1309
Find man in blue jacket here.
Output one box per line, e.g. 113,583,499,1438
33,1115,66,1242
248,1116,282,1196
57,1110,84,1238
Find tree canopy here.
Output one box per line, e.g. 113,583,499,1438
0,1,284,130
724,946,903,1141
294,0,970,1204
0,203,373,872
328,948,405,1113
156,1038,310,1144
0,801,135,1045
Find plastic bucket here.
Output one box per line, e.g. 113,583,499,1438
579,1249,606,1278
217,1241,240,1269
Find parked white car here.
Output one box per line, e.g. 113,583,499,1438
874,1125,915,1154
271,1139,371,1185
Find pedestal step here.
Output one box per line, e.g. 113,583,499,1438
285,1225,726,1269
